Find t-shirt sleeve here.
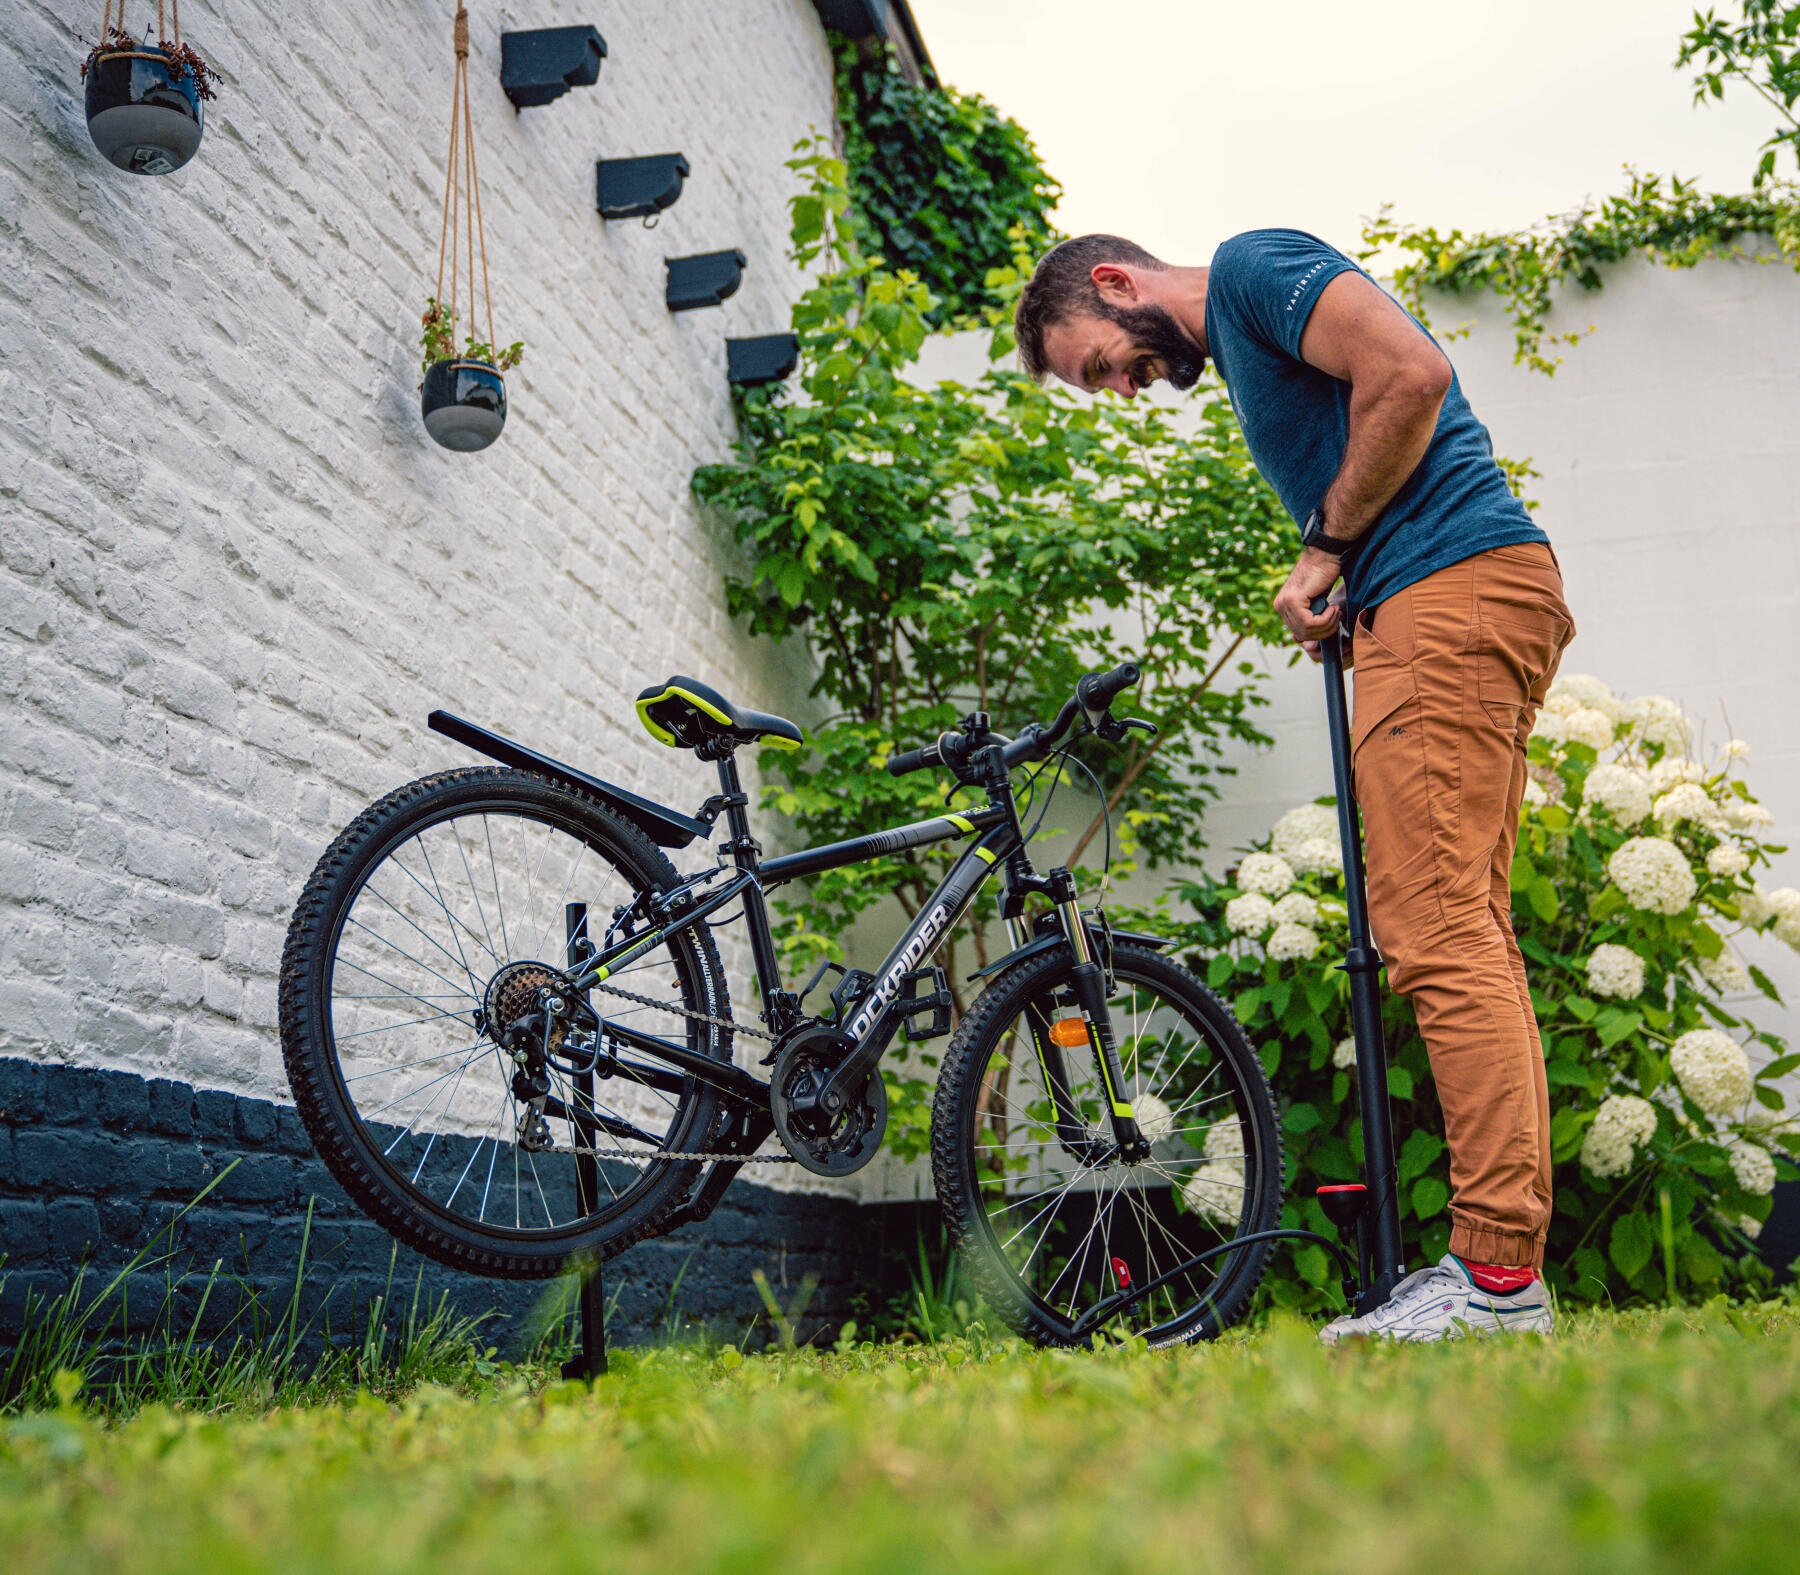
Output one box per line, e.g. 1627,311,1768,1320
1211,230,1358,360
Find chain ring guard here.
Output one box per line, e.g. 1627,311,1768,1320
769,1024,886,1178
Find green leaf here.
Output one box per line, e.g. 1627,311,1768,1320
1565,995,1597,1023
1749,966,1786,1005
1283,1102,1324,1136
1386,1065,1414,1101
1397,1129,1444,1184
1691,921,1723,961
1596,1011,1642,1050
1608,1212,1654,1281
1411,1176,1449,1218
1206,954,1233,988
1758,1053,1800,1081
1527,875,1560,923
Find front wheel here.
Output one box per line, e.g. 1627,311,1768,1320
931,943,1282,1347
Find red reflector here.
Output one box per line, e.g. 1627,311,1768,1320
1110,1256,1131,1289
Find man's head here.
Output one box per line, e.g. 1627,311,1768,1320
1015,234,1207,398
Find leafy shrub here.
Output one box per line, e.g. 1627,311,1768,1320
1144,673,1799,1308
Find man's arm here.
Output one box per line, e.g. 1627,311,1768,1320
1273,270,1453,658
1298,270,1453,542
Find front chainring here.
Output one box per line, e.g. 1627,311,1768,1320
768,1025,887,1178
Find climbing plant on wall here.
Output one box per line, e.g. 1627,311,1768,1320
833,42,1060,328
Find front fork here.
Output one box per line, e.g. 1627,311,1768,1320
1018,895,1148,1161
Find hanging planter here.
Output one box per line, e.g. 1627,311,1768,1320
80,3,219,176
419,5,522,454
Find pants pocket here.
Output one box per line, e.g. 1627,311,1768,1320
1471,600,1571,730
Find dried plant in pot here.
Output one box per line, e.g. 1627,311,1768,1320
80,5,219,176
419,298,523,452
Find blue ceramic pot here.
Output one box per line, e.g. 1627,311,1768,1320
421,359,508,452
85,42,203,176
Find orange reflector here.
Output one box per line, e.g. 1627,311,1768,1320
1047,1018,1089,1049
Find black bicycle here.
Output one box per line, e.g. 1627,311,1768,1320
279,663,1293,1346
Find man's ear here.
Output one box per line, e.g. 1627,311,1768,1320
1090,263,1138,305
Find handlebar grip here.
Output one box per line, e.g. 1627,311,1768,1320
884,738,944,777
1309,594,1332,616
1076,662,1142,717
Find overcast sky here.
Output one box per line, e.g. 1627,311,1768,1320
903,0,1780,263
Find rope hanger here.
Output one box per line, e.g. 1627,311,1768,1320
433,3,497,364
97,0,182,62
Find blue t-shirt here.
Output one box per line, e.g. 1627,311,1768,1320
1203,229,1547,613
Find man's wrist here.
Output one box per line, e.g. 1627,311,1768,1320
1301,507,1360,558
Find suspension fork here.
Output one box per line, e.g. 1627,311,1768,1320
1051,880,1147,1159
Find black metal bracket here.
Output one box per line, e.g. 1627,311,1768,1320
597,153,690,220
667,249,746,312
726,334,799,387
500,26,606,110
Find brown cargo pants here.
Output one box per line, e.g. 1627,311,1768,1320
1350,542,1575,1269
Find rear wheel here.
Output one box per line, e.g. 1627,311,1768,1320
279,768,731,1278
931,944,1282,1346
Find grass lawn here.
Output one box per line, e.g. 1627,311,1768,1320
4,1302,1798,1575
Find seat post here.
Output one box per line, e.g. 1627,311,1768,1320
715,751,749,843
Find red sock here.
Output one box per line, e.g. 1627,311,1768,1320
1457,1257,1536,1294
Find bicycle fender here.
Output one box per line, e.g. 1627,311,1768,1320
429,710,709,850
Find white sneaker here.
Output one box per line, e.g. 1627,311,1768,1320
1319,1254,1554,1345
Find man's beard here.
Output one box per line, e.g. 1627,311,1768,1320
1102,302,1207,391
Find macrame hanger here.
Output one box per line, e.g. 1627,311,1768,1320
432,5,497,361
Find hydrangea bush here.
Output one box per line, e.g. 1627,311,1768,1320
1143,675,1800,1308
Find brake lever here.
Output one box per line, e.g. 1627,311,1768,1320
1095,715,1157,743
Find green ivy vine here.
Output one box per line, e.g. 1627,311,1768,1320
1361,171,1800,374
833,41,1060,328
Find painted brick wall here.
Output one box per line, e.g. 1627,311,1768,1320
0,3,849,1201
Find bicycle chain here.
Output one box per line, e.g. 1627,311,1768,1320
568,968,796,1162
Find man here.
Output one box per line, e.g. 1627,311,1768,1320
1015,230,1574,1342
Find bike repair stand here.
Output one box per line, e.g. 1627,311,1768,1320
1313,596,1407,1315
561,901,608,1379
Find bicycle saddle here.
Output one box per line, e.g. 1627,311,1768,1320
634,676,805,753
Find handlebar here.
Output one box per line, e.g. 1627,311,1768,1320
883,663,1145,779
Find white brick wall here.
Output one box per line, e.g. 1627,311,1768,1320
0,3,834,1157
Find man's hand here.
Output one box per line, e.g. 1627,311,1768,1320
1273,548,1348,664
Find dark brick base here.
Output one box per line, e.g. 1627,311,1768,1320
0,1058,927,1356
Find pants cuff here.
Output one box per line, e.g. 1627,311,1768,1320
1449,1219,1544,1271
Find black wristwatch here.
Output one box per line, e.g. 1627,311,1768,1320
1301,508,1357,558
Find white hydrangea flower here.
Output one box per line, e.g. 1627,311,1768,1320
1181,1163,1245,1223
1722,798,1775,831
1608,837,1697,915
1582,763,1651,826
1625,694,1693,751
1224,893,1277,936
1289,838,1344,879
1203,1120,1246,1162
1332,1036,1357,1069
1729,1143,1777,1197
1739,886,1775,927
1653,783,1725,832
1586,944,1646,1000
1266,922,1320,962
1765,888,1800,948
1706,844,1750,877
1649,757,1707,795
1270,803,1339,859
1547,674,1621,722
1522,778,1549,809
1541,690,1580,718
1530,710,1569,747
1271,892,1319,928
1131,1092,1174,1144
1670,1029,1753,1115
1718,739,1751,761
1579,1094,1657,1179
1696,949,1752,995
1565,707,1616,750
1313,897,1348,929
1235,853,1295,899
1736,1213,1763,1240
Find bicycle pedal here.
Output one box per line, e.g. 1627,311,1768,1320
898,966,953,1042
828,968,876,1025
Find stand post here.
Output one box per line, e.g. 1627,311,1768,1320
1319,617,1407,1313
561,901,608,1379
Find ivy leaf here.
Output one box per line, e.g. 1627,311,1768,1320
1609,1212,1654,1281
